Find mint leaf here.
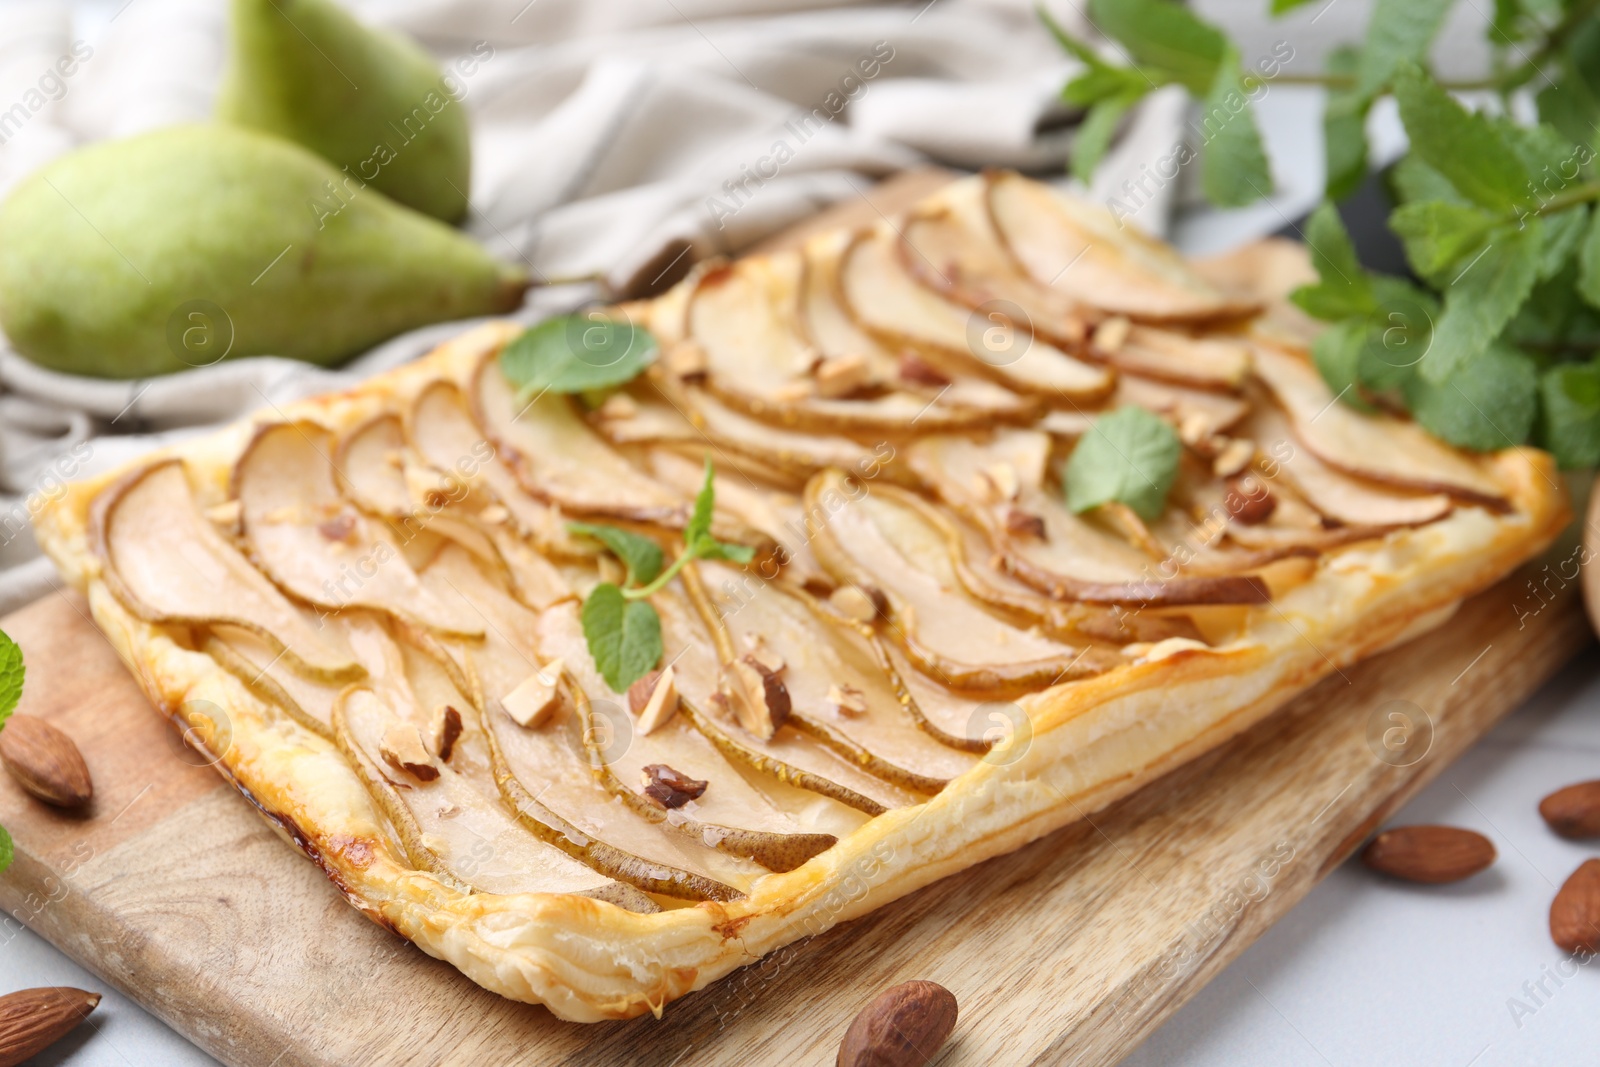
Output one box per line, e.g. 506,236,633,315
1064,406,1180,520
1389,156,1469,206
1312,318,1374,410
580,582,662,692
1072,92,1143,183
1199,53,1273,207
1271,0,1315,12
698,540,755,565
1392,63,1530,212
1323,46,1369,201
1039,4,1106,70
1389,200,1496,285
1577,207,1600,310
1355,0,1456,97
1291,203,1375,321
1421,220,1543,384
1405,343,1538,450
1541,361,1600,468
0,629,22,728
567,523,663,587
500,314,658,397
1088,0,1226,94
0,825,11,874
1540,205,1588,280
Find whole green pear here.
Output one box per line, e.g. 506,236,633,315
217,0,471,223
0,124,527,378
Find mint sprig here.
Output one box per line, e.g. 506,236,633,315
573,460,754,692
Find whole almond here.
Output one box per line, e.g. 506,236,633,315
837,980,957,1067
0,986,101,1067
1539,781,1600,839
1551,859,1600,954
0,715,92,808
1360,825,1495,884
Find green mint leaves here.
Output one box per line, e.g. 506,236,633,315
572,460,753,692
499,313,658,400
0,629,22,729
0,628,23,874
1064,406,1181,521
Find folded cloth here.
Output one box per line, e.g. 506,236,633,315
0,0,1185,613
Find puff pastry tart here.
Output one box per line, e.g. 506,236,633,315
33,172,1567,1021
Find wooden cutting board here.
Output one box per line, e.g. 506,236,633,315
0,171,1591,1066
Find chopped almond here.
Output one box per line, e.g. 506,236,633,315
597,393,639,420
743,635,786,675
1212,438,1254,479
1177,411,1213,450
636,667,680,735
427,704,463,763
979,462,1020,503
379,722,438,782
639,763,707,809
1004,507,1047,540
772,380,815,403
501,659,564,728
478,503,509,525
827,683,868,717
830,584,886,623
898,352,951,387
1094,315,1132,354
1225,476,1276,526
204,500,242,527
627,670,661,715
814,354,872,398
728,659,791,740
317,512,357,543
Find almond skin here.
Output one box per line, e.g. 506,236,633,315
1360,825,1495,884
1539,781,1600,839
837,980,957,1067
1551,859,1600,954
0,986,101,1067
0,715,92,809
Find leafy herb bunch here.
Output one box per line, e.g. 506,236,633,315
1049,0,1600,468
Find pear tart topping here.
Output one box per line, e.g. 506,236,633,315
502,660,563,728
640,764,709,809
380,722,439,782
428,705,463,763
628,667,680,735
727,659,792,740
827,683,869,718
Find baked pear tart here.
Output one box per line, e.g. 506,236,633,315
33,172,1566,1022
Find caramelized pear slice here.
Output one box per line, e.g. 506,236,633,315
689,560,978,790
422,545,832,879
805,470,1111,691
334,687,654,911
984,170,1256,322
1247,342,1508,507
840,227,1113,401
537,597,837,873
1242,404,1454,527
470,353,687,524
906,433,1267,606
206,624,343,738
91,458,361,680
234,422,484,638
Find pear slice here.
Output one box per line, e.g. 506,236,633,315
206,624,344,739
1241,403,1454,527
469,353,687,524
1089,324,1252,390
234,421,484,638
1247,342,1509,507
1036,374,1251,443
984,170,1257,322
800,231,1037,426
805,469,1114,691
839,227,1113,401
91,458,361,680
688,560,978,790
906,433,1268,606
420,544,833,880
333,687,654,911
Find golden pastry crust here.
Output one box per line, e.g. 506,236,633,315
31,316,1568,1021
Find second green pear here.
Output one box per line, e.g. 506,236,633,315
218,0,472,223
0,124,527,378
